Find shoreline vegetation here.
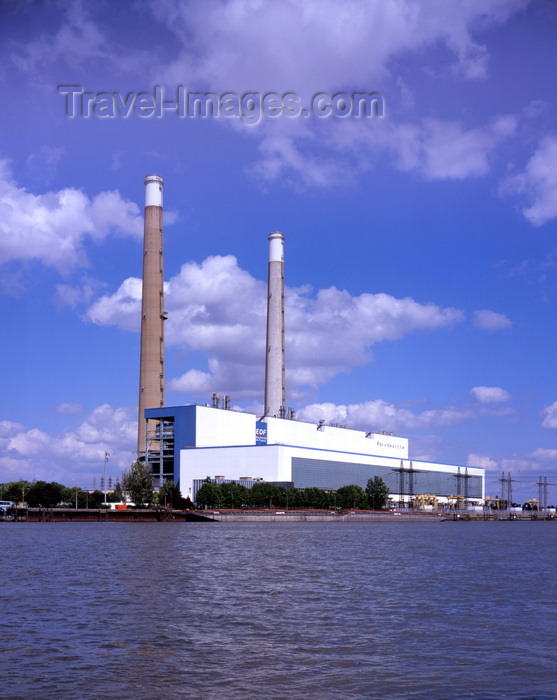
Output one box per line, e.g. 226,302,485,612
2,476,551,522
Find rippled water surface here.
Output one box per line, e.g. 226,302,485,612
1,521,556,699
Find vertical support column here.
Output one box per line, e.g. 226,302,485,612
264,231,285,418
137,175,165,456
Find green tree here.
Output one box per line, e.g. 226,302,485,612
195,482,222,508
60,486,89,508
250,482,282,508
336,484,368,509
0,480,31,503
285,488,302,509
111,481,124,503
158,480,189,509
233,484,250,508
123,461,154,507
219,481,240,508
88,490,105,508
304,487,329,509
366,476,390,510
27,481,63,508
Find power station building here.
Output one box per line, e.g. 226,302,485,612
137,175,485,505
144,403,484,504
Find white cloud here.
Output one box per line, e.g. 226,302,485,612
391,115,518,180
143,0,522,190
251,112,519,189
0,420,25,437
473,309,513,330
56,403,85,415
499,448,557,476
467,453,498,470
0,405,137,485
0,161,142,271
153,0,528,94
296,399,473,433
86,277,143,331
54,277,106,310
168,368,214,394
504,134,557,226
8,0,528,91
471,386,510,404
541,401,557,430
528,447,557,464
87,254,464,399
9,1,152,76
5,1,526,194
286,287,464,389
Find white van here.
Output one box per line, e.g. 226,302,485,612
0,500,15,513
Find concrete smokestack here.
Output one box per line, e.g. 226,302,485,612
137,175,166,455
264,231,286,417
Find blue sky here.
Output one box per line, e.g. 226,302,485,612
1,0,557,502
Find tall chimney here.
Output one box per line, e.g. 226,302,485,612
137,175,166,455
264,231,285,417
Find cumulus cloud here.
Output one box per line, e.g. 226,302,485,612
54,277,106,310
0,405,137,484
251,112,519,189
527,447,557,465
86,277,143,331
471,386,510,404
152,0,528,93
541,401,557,430
286,287,464,389
86,254,464,399
146,0,521,189
56,403,85,415
295,400,474,433
503,134,557,226
5,1,527,193
0,161,142,271
9,0,152,76
467,453,498,470
389,115,518,180
498,447,557,477
473,309,513,330
7,0,528,91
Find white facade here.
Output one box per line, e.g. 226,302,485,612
194,406,256,447
264,416,408,459
176,406,484,503
183,406,408,457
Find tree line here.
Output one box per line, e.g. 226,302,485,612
196,475,390,510
0,479,114,509
0,465,191,510
1,467,390,511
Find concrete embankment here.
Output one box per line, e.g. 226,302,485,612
6,508,552,523
6,508,445,523
13,508,205,523
197,509,446,522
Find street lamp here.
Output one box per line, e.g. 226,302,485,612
103,452,110,505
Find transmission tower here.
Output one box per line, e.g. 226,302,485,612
536,476,556,510
392,461,406,507
498,471,517,509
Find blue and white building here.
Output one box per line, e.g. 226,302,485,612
144,404,485,504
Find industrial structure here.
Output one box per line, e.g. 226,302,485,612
264,231,286,418
137,175,166,456
144,403,484,503
137,175,485,504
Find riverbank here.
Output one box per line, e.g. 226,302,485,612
3,507,554,523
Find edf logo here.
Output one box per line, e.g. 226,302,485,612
255,422,268,445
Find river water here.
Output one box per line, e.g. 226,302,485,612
1,521,555,699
